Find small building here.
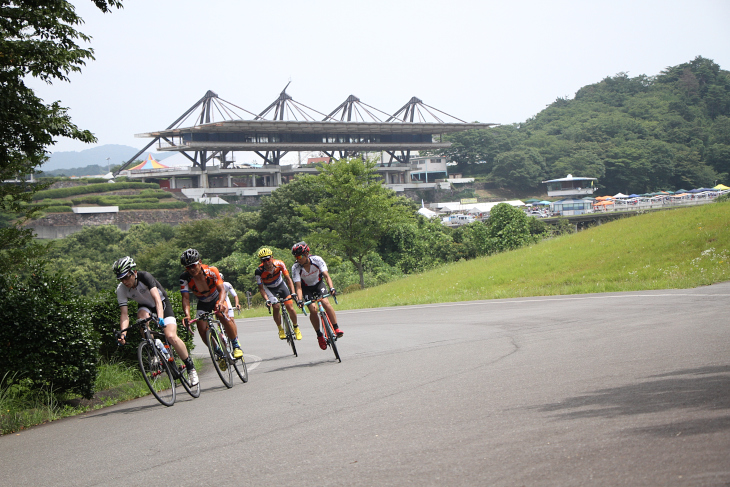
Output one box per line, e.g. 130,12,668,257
542,174,597,197
550,199,593,216
409,156,448,183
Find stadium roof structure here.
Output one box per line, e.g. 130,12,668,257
119,85,496,174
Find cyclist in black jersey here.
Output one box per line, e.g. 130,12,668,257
113,256,198,386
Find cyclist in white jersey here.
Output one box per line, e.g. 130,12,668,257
290,241,343,351
113,256,198,386
219,273,241,319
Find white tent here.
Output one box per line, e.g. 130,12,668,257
417,207,439,219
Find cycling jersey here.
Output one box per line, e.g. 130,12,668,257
116,271,168,309
179,264,222,303
223,281,237,317
291,255,326,287
255,259,290,288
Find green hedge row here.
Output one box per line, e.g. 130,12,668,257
70,193,172,205
38,205,73,213
32,182,159,201
118,201,187,210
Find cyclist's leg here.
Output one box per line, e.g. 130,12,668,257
302,284,322,332
195,299,219,346
218,312,238,341
320,298,338,328
272,303,282,326
284,299,298,326
159,301,189,360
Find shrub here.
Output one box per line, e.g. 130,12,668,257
118,201,187,210
0,263,99,399
38,206,73,213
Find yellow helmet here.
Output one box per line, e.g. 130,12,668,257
257,247,273,260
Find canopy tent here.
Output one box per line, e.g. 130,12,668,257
417,207,440,219
130,154,169,170
713,184,730,190
593,200,615,206
536,200,552,205
613,193,629,198
523,198,541,203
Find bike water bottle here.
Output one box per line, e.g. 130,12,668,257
155,338,169,361
164,343,173,362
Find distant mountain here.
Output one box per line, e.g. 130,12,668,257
41,165,112,177
41,144,175,171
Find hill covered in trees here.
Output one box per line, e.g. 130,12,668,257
440,56,730,195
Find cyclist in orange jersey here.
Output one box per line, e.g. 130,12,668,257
255,247,302,341
179,248,243,359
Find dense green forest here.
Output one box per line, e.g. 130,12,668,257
440,56,730,194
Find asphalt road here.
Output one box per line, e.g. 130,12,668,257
1,284,729,486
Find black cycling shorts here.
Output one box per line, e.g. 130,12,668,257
301,281,327,302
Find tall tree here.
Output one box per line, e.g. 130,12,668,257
304,158,415,288
0,0,122,263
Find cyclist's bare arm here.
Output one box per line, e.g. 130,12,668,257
181,292,193,329
258,283,269,303
118,305,130,344
322,270,335,292
149,287,165,323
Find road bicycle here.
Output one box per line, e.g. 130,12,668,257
193,311,248,388
267,292,298,357
117,316,200,407
302,293,341,363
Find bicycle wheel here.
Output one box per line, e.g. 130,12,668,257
174,355,200,398
206,326,233,388
282,311,297,357
138,341,176,406
321,312,341,363
233,354,248,383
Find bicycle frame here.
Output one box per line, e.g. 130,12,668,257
302,293,341,363
269,293,297,357
118,315,200,404
196,311,248,387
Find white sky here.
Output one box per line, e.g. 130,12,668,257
29,0,730,163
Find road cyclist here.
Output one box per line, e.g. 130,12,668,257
179,248,244,371
113,256,199,387
219,272,241,319
290,241,343,351
255,247,303,342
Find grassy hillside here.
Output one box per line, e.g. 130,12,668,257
242,201,730,316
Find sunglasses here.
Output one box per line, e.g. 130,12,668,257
185,261,200,269
261,256,272,262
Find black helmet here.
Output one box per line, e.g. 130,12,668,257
291,241,310,256
112,256,136,280
180,248,200,267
